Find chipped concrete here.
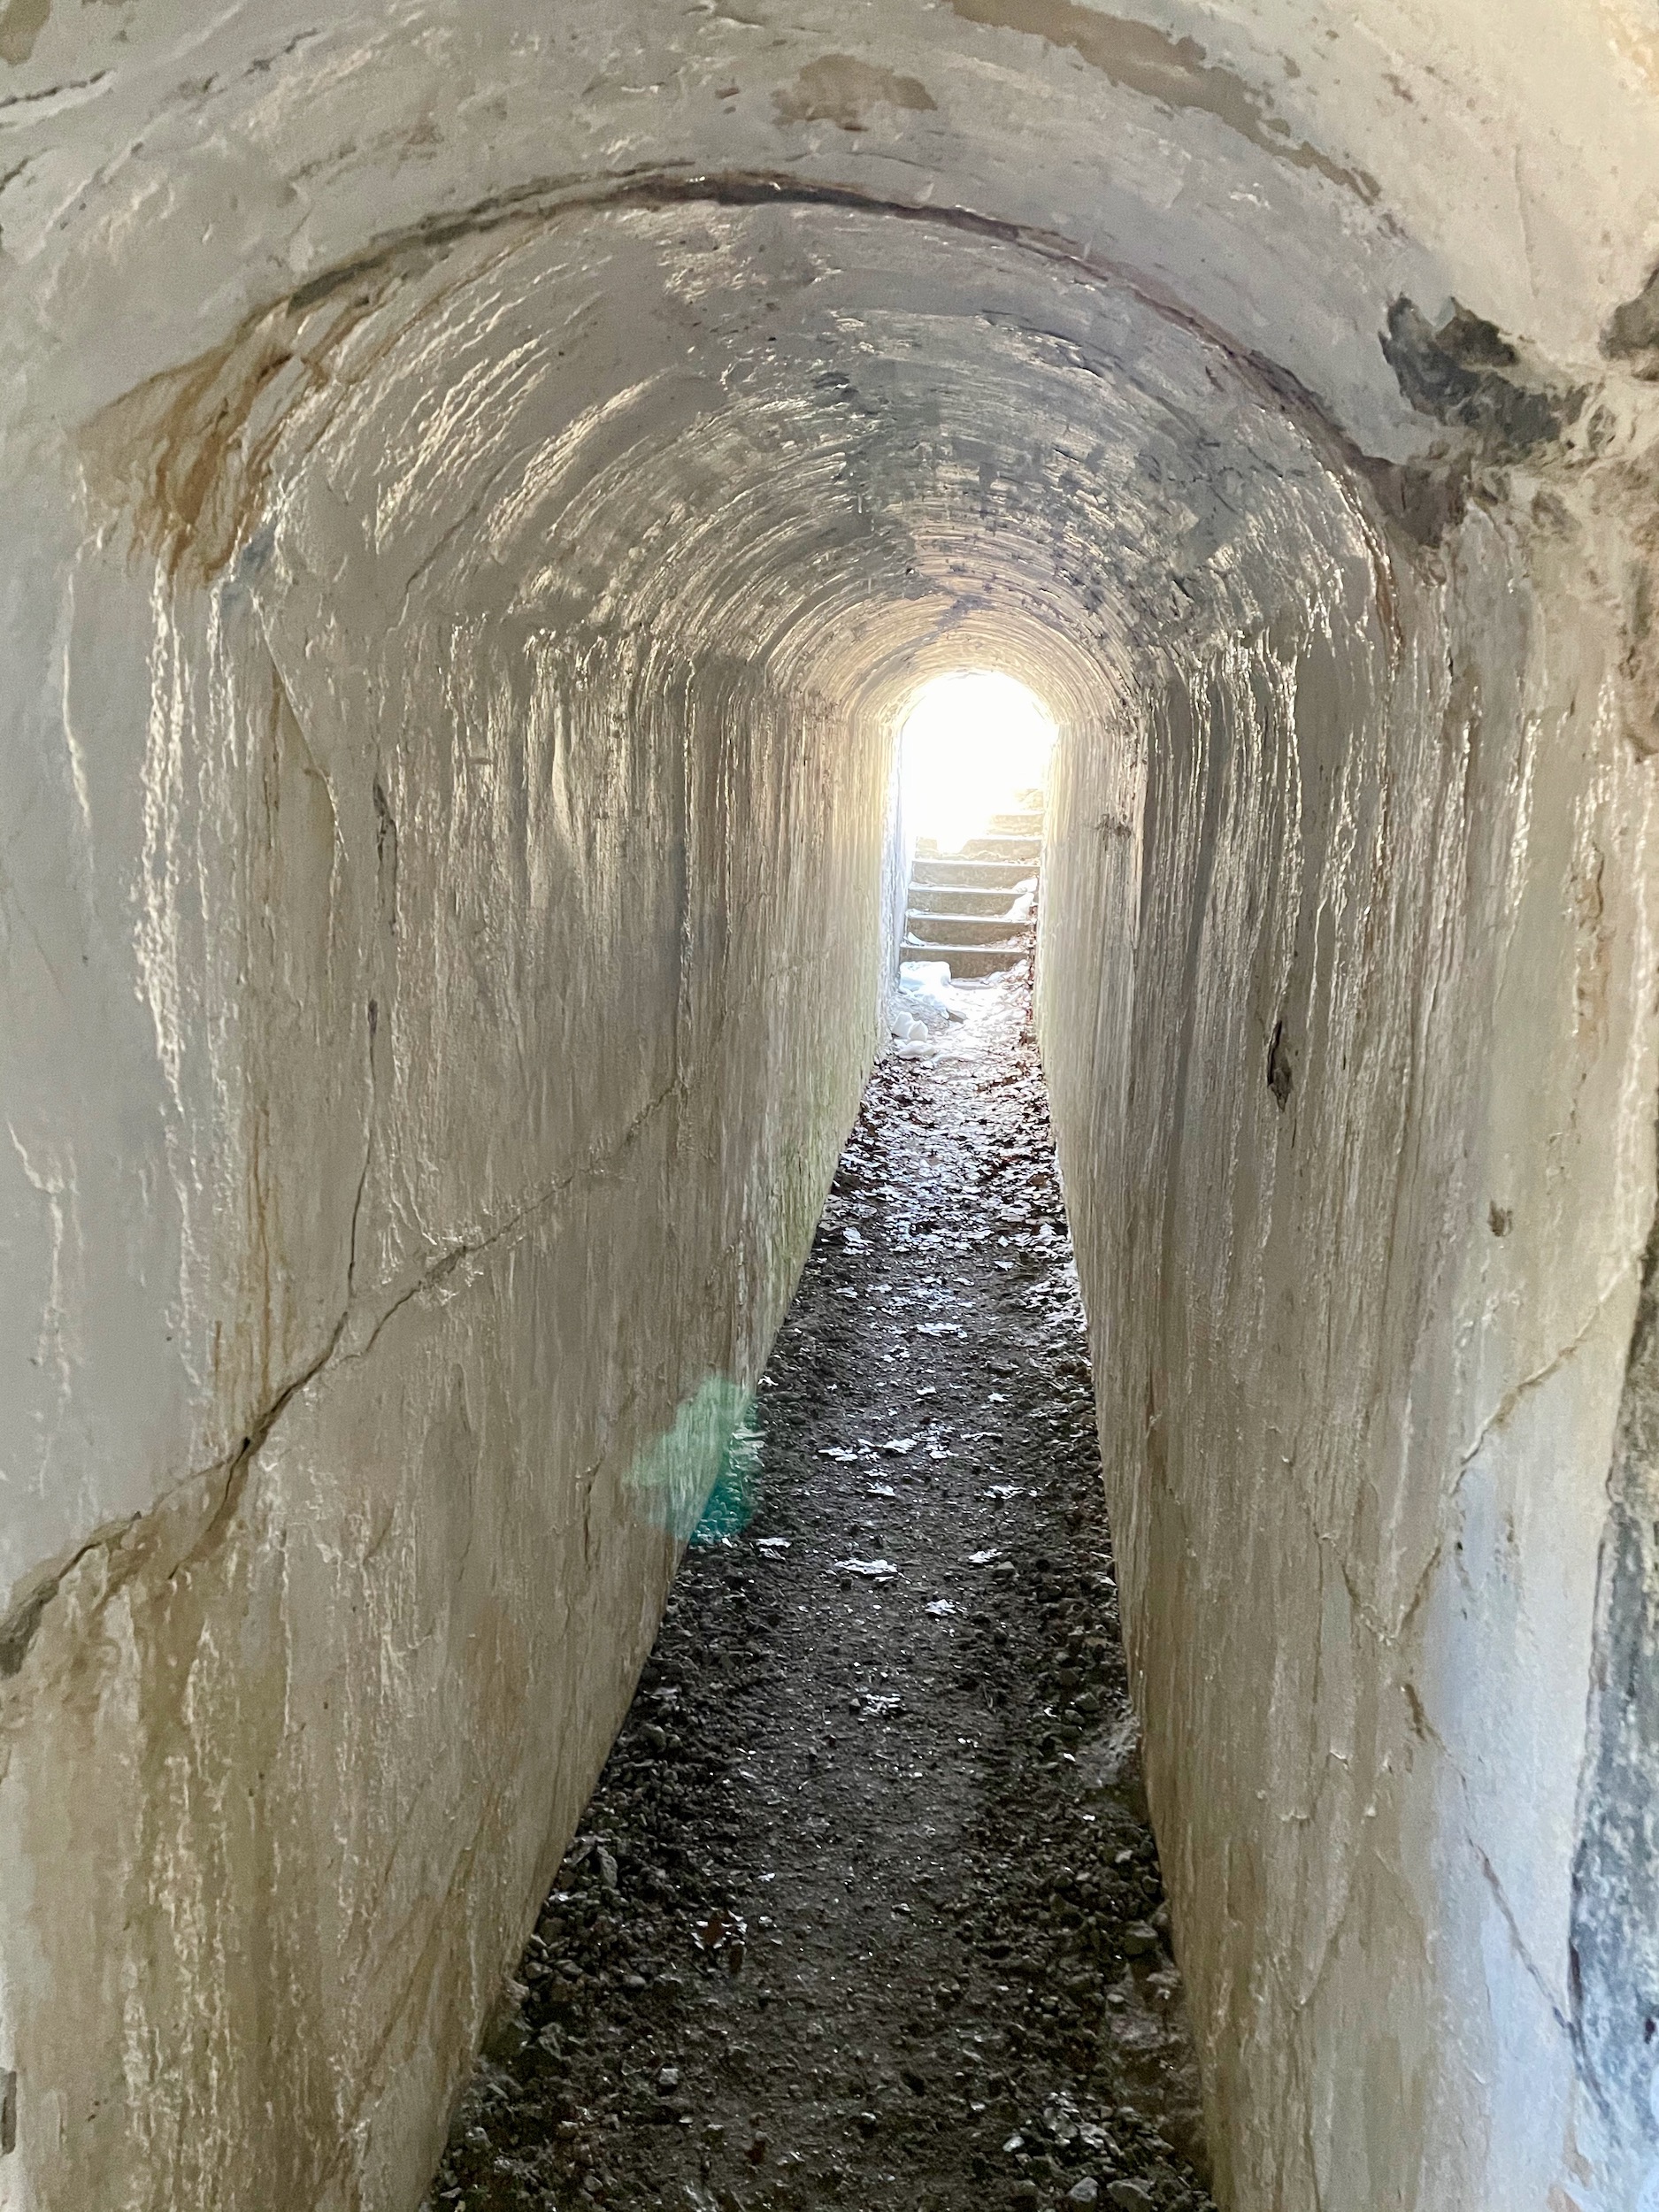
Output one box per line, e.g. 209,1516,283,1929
773,55,938,133
1382,296,1589,457
944,0,1379,203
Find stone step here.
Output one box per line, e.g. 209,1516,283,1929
908,885,1024,918
899,937,1028,978
987,810,1045,836
904,911,1029,948
917,832,1041,863
910,856,1033,891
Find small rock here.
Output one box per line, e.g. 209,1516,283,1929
1068,2184,1100,2207
655,2067,680,2094
692,1909,748,1956
1106,2185,1156,2209
481,1979,530,2060
1121,1923,1159,1957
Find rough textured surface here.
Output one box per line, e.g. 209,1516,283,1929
1573,1196,1659,2202
1038,512,1659,2209
3,6,1659,2211
0,588,891,2212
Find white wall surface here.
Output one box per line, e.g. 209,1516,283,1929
1040,511,1659,2208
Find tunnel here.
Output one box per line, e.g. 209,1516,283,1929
3,5,1659,2209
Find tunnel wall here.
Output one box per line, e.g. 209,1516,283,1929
0,486,890,2209
1039,505,1659,2209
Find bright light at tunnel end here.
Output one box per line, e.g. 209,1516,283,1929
899,670,1056,854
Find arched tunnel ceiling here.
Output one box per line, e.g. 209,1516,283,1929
80,197,1385,725
5,0,1658,474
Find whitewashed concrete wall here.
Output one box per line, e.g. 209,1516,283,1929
0,427,892,2212
1040,510,1659,2209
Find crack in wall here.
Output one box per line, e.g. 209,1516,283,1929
1474,1836,1571,2034
0,1315,343,1683
0,1078,681,1689
1390,1279,1627,1655
342,1076,679,1372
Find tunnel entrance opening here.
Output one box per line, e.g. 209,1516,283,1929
899,671,1056,857
898,673,1055,983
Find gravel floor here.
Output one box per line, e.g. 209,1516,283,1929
425,971,1215,2212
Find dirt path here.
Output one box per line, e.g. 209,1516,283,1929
426,975,1214,2212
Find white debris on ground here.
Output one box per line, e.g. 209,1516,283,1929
889,958,967,1057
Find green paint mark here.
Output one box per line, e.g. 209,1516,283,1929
692,1406,764,1546
626,1376,764,1544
